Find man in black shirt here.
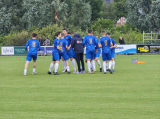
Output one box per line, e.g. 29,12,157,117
71,32,85,74
39,36,44,46
119,37,125,44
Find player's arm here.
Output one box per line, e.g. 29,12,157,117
38,42,41,51
112,41,117,48
66,41,69,50
98,38,102,48
25,40,29,50
83,37,86,45
56,41,62,52
110,39,113,47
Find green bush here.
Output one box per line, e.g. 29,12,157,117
1,23,144,46
90,18,114,33
3,31,31,46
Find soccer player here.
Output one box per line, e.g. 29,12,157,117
59,33,71,74
83,29,98,74
62,29,76,73
23,33,41,76
99,31,113,74
108,34,117,71
95,39,102,72
48,31,62,75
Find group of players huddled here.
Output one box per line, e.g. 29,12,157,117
23,29,117,76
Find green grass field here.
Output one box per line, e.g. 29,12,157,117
0,55,160,119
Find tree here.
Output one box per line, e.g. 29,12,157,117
0,0,24,34
102,0,127,23
85,0,103,21
90,18,114,33
126,0,160,32
22,0,91,30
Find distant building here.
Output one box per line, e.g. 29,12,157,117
116,17,127,25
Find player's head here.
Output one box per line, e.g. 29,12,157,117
88,29,92,34
45,37,48,40
55,31,61,38
101,30,106,36
96,35,98,39
73,31,76,36
91,32,94,36
61,33,65,38
32,33,37,38
68,32,71,36
107,33,111,37
63,29,67,36
39,36,42,39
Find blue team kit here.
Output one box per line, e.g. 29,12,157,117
25,39,41,61
110,38,116,59
83,35,98,59
64,35,75,58
100,36,112,61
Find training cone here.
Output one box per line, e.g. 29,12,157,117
136,61,145,64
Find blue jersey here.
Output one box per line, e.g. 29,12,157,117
100,36,111,53
25,39,41,55
52,38,60,53
59,38,68,53
111,38,116,52
95,40,101,51
64,35,72,47
83,35,98,52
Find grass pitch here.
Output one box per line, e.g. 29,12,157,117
0,55,160,119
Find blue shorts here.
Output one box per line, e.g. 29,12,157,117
111,50,115,59
94,50,101,58
86,50,95,59
67,49,73,58
52,52,59,61
60,52,69,61
72,50,76,59
102,52,111,61
26,54,37,61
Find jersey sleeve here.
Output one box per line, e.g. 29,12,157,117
99,38,102,45
38,41,41,51
83,37,86,45
66,40,68,46
25,40,30,50
95,37,98,45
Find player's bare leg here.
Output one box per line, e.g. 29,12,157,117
23,61,30,76
65,60,70,74
70,58,76,73
32,60,36,75
95,57,102,72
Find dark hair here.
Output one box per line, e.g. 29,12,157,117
73,31,76,35
88,29,92,33
68,32,71,35
63,28,67,31
107,32,110,35
61,33,65,37
32,33,37,37
55,31,61,37
101,30,105,34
